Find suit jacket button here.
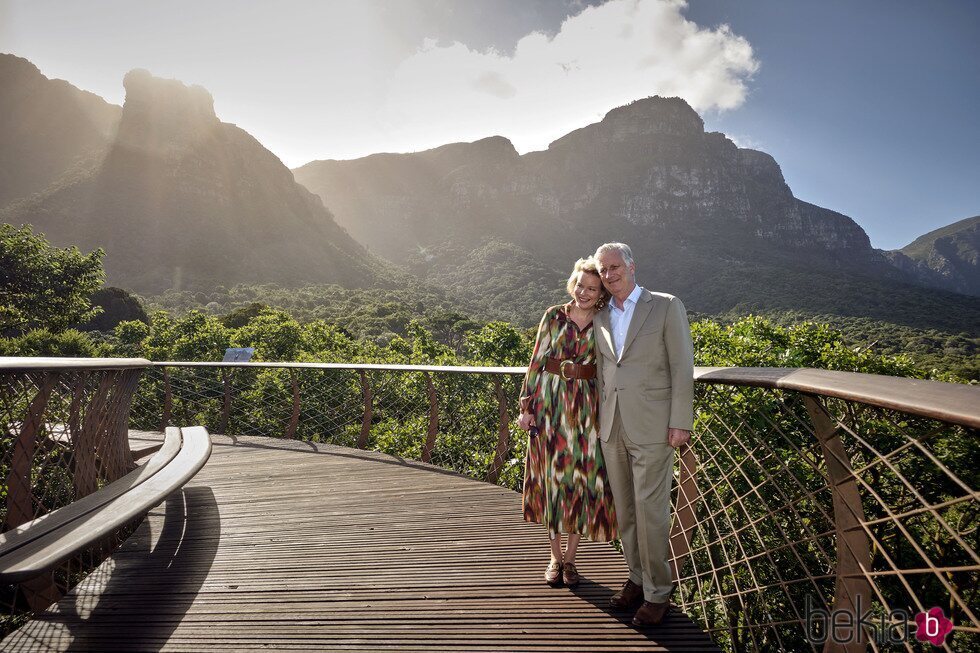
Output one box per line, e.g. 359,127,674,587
616,363,621,367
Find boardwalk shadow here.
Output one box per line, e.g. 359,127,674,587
64,486,220,651
570,576,692,639
2,487,221,652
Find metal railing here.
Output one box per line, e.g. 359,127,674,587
0,358,148,620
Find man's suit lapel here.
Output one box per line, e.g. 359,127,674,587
620,290,654,359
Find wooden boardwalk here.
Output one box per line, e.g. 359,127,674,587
4,434,719,652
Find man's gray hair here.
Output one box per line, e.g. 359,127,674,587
594,242,635,267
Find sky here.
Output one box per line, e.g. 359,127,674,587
1,0,977,250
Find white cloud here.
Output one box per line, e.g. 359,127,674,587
381,0,758,154
726,133,765,151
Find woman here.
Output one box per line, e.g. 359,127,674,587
518,257,618,588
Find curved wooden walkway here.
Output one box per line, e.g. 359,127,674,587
4,434,718,652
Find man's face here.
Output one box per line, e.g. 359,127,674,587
596,250,636,297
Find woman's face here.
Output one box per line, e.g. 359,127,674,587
572,271,602,310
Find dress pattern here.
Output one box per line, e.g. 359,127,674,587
520,304,618,542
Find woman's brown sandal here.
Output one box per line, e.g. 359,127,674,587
562,561,580,587
545,560,563,587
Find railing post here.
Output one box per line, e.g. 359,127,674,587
219,369,232,435
5,372,58,530
73,372,116,498
421,372,439,463
5,372,59,612
486,376,510,484
286,369,301,439
106,369,140,476
803,394,872,653
159,366,172,431
357,370,373,449
669,443,700,583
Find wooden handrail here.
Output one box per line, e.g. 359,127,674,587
149,361,979,429
0,357,150,370
694,366,980,429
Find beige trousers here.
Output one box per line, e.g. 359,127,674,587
602,405,675,602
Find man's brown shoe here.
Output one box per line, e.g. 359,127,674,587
562,561,579,587
632,600,671,626
544,560,563,587
609,579,644,610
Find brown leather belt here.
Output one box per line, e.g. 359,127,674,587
545,357,596,380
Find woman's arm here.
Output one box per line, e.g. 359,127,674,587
518,307,554,429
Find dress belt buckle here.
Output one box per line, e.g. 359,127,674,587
560,360,575,381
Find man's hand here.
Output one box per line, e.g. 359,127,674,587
518,412,535,432
668,428,691,449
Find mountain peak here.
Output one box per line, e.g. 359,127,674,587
116,69,218,154
122,69,216,120
547,95,704,152
601,96,705,136
0,53,43,79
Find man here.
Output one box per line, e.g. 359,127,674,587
593,242,694,627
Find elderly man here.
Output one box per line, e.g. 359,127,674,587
593,242,694,627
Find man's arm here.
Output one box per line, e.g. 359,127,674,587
664,296,695,433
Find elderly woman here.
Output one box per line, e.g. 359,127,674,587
518,257,618,587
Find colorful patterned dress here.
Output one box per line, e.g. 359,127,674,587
520,304,618,542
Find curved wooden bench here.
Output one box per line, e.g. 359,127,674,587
0,426,211,584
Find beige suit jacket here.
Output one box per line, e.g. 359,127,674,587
595,288,694,444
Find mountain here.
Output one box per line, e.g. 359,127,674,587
884,216,979,297
294,97,979,332
1,66,381,293
0,54,121,208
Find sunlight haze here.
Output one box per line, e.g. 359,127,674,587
1,0,976,249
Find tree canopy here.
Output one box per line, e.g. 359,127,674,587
0,223,104,336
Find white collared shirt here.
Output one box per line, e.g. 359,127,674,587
608,284,643,359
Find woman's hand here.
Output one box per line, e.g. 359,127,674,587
518,412,535,432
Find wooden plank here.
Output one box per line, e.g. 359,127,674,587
3,434,719,652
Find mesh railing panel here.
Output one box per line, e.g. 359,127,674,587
1,366,143,630
130,366,529,490
682,383,978,652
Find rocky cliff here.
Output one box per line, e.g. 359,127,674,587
2,67,381,293
0,54,121,208
295,96,966,327
885,216,980,297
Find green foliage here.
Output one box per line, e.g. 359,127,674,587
142,280,976,379
0,223,105,335
715,309,979,381
465,322,533,366
139,311,233,361
0,328,100,357
145,282,483,341
692,315,926,378
219,302,268,329
235,309,303,361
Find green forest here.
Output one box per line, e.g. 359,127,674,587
2,224,975,382
4,224,969,383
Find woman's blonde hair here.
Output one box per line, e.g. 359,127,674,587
566,257,609,310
